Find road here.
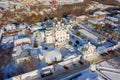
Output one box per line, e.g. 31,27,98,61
36,60,90,80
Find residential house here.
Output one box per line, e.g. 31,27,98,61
13,46,41,64
5,24,16,31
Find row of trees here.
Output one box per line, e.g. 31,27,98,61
1,0,120,24
22,57,38,73
92,0,120,7
0,0,93,24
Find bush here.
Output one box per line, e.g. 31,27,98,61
75,32,81,36
33,42,38,48
76,40,80,44
68,41,72,45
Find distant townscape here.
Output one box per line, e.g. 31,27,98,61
0,0,84,5
0,0,120,80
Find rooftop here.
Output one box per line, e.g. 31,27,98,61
77,15,88,19
43,48,62,64
15,49,31,59
79,29,98,41
96,57,120,80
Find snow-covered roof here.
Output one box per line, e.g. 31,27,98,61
14,38,31,46
12,44,32,57
85,42,96,49
31,48,41,56
0,2,9,8
15,49,31,59
6,24,16,30
88,20,97,24
96,58,120,80
105,20,118,26
2,36,14,44
22,44,31,50
94,11,107,15
88,20,105,25
77,15,88,19
19,24,27,29
31,26,42,32
79,29,98,41
43,48,62,64
63,55,78,61
107,17,119,21
97,61,114,68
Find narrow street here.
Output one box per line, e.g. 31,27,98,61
36,60,90,80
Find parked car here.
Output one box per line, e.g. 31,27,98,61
63,65,69,70
40,68,53,78
72,63,77,67
78,60,84,65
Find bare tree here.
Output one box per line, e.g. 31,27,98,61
23,57,38,72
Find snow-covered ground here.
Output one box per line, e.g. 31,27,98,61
61,69,103,80
62,56,120,80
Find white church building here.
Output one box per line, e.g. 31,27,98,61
45,22,72,48
78,42,98,61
